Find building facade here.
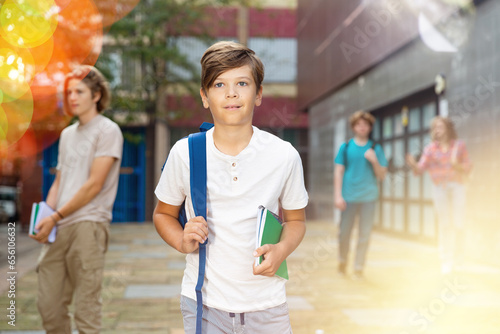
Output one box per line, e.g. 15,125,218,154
298,0,499,265
39,0,307,224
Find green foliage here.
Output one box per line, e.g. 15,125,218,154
95,0,248,121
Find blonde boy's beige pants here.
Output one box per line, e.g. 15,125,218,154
37,221,109,334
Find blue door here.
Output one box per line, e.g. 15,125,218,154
42,128,146,223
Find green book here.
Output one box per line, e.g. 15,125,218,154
255,205,288,280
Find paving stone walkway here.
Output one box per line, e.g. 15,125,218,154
1,221,499,333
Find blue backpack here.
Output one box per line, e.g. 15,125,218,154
164,122,213,334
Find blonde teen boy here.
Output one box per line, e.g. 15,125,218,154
334,111,387,280
31,66,123,334
153,41,308,333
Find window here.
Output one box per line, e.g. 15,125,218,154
372,88,437,242
248,38,297,83
167,37,225,81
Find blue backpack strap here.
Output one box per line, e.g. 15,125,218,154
161,123,213,333
343,139,350,168
199,122,213,132
173,123,213,227
188,122,213,334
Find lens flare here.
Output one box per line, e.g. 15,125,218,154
1,89,34,145
0,0,140,158
30,77,58,122
409,0,476,53
28,36,54,74
0,0,58,48
0,47,36,101
0,104,7,141
50,0,103,69
94,0,140,30
54,0,73,11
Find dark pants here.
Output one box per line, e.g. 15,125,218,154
338,201,376,271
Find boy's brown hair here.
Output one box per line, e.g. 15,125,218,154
200,41,264,94
349,111,375,129
63,65,111,114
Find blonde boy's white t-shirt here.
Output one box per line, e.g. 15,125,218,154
155,126,308,313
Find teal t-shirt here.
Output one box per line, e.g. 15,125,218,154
334,139,388,203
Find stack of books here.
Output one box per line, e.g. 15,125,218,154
29,201,57,243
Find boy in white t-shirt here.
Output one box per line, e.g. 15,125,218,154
153,41,308,333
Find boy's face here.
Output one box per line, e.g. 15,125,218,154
66,78,100,117
200,65,262,128
352,118,372,138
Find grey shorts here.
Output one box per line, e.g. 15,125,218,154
180,295,293,334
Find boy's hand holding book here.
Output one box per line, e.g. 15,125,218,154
180,216,208,253
253,243,287,277
254,206,289,279
29,202,58,244
30,215,57,243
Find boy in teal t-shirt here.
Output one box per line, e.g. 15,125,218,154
334,111,387,279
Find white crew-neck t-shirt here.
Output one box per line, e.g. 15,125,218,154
155,126,308,313
56,114,123,228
